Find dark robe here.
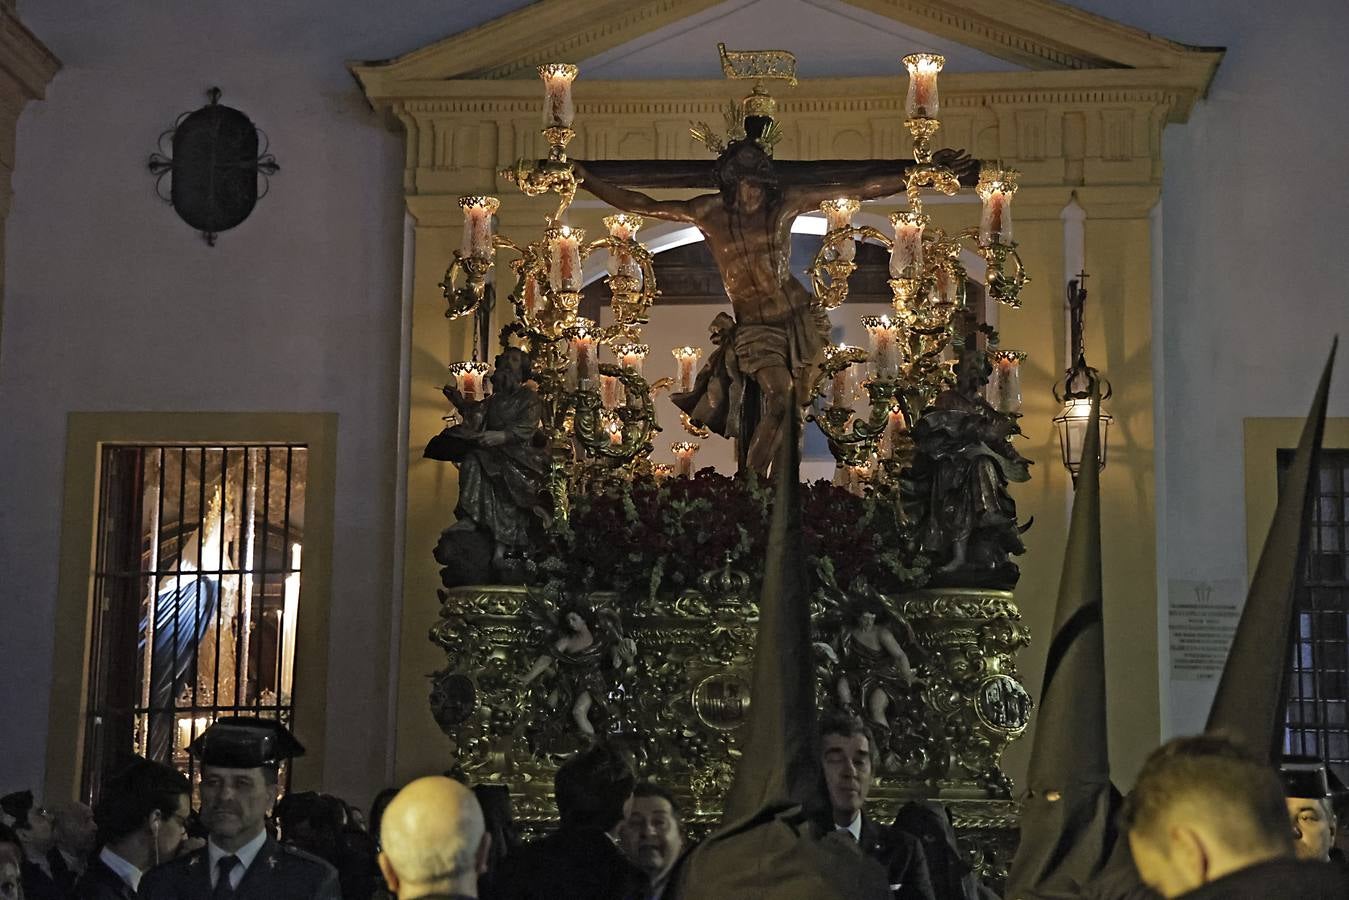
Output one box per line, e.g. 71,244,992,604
1174,857,1348,899
491,826,648,900
856,815,936,900
136,836,339,900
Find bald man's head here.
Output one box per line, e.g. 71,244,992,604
378,777,489,898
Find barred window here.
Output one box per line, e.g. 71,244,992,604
1283,448,1349,782
82,445,306,796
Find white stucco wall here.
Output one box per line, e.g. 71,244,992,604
0,0,532,801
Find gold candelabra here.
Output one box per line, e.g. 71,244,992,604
806,52,1031,488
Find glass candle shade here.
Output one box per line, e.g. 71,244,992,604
977,169,1018,247
448,361,491,402
604,214,644,282
862,315,902,380
600,374,623,409
564,320,597,389
1053,398,1113,478
821,198,860,262
902,53,944,119
614,343,648,376
931,265,963,308
458,196,499,262
673,346,701,393
987,350,1026,414
824,344,863,408
538,63,579,129
547,226,585,292
651,463,674,480
889,210,927,278
877,405,907,459
605,417,624,446
672,441,700,478
846,457,875,497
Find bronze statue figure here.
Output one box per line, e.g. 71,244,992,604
427,347,551,583
901,347,1032,587
520,606,636,737
574,143,975,477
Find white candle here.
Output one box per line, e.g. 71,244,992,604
862,315,902,380
978,169,1019,247
877,405,907,459
672,441,700,478
522,272,542,320
448,361,491,402
547,226,585,292
615,343,648,376
821,198,860,262
824,343,862,408
889,210,927,278
565,320,597,389
604,214,644,284
538,63,578,129
458,196,499,262
673,346,701,393
902,53,944,119
600,374,623,410
987,350,1025,414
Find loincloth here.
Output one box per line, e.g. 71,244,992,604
733,305,828,377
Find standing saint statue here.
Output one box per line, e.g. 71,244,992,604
426,346,551,582
575,142,973,477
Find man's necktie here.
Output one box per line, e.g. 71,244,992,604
213,855,239,898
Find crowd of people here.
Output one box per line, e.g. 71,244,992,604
1,714,1347,899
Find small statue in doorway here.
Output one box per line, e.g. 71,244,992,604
426,347,551,585
901,346,1031,588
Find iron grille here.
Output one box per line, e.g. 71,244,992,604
82,444,307,799
1282,448,1349,783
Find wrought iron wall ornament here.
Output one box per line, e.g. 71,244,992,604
148,87,279,245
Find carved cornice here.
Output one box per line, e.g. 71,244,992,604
0,7,60,103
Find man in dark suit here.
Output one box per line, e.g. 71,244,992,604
0,790,68,900
493,742,648,900
137,717,339,900
819,712,935,900
75,759,193,899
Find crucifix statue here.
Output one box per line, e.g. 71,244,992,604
568,55,978,477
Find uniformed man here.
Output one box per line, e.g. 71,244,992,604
1281,758,1338,863
137,717,339,900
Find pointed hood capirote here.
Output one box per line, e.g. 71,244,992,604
1005,388,1120,900
1206,339,1337,762
673,405,889,900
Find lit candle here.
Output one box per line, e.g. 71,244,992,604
606,417,624,446
600,373,623,410
862,315,902,380
538,63,579,129
448,360,491,402
604,214,644,283
821,198,860,262
931,265,962,308
902,53,944,119
521,272,542,320
877,405,907,459
672,441,700,478
614,342,648,376
547,226,585,292
824,343,862,408
889,210,927,278
977,168,1019,247
458,196,499,262
564,319,597,389
652,463,674,480
987,350,1026,414
673,346,701,393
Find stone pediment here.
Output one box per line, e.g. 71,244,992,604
353,0,1221,109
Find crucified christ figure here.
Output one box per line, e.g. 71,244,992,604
574,140,973,477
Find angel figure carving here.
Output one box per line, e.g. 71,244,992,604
520,606,637,737
819,592,923,735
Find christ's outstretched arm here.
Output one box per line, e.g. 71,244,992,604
781,147,980,214
572,161,705,224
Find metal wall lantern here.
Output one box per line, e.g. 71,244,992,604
1052,272,1112,480
148,87,279,245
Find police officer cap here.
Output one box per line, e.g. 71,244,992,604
1280,756,1331,799
188,716,305,769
